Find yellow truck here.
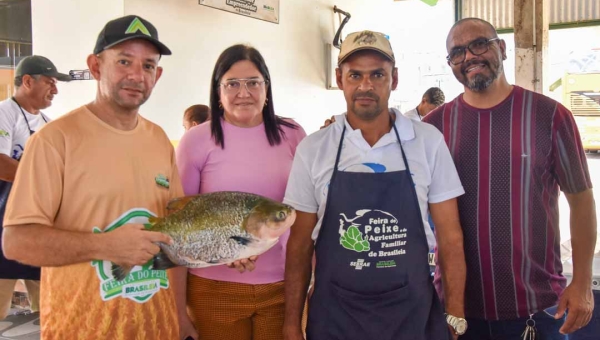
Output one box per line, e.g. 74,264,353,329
551,49,600,152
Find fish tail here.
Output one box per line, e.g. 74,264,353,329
111,263,133,281
152,251,177,270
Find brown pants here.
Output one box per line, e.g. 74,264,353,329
187,275,285,340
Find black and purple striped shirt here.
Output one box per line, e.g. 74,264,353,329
425,86,592,320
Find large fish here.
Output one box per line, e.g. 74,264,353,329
112,191,296,280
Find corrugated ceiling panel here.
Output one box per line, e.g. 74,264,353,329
462,0,600,30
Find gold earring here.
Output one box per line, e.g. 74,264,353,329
264,98,268,107
218,101,223,109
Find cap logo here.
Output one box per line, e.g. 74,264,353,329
125,17,151,36
354,31,377,46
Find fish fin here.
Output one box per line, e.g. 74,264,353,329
152,251,178,270
111,263,132,281
166,196,195,213
230,235,255,246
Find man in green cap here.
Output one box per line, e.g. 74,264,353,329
2,15,181,339
0,55,70,321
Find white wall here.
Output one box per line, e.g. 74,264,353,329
31,0,124,120
33,0,457,139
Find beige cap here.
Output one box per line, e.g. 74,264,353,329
338,30,395,65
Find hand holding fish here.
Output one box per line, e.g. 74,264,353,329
227,255,259,273
110,192,296,281
102,223,173,268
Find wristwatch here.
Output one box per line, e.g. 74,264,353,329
445,313,468,335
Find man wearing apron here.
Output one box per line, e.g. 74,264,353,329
283,31,468,340
0,56,70,319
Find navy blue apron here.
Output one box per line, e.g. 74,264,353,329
306,118,449,340
0,98,42,280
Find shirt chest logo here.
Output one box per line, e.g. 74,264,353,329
91,209,170,303
155,174,170,188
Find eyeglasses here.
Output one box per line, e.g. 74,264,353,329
219,78,268,95
446,37,500,65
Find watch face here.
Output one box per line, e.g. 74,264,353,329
456,321,467,335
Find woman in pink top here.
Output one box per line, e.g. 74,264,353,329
174,44,306,340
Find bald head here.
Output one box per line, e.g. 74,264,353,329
446,18,498,50
444,17,507,93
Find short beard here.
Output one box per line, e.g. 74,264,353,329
466,74,495,92
351,91,382,121
461,59,501,92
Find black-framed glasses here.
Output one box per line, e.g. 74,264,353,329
220,78,268,95
446,37,500,65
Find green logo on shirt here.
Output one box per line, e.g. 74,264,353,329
155,174,169,188
91,209,169,303
0,129,9,137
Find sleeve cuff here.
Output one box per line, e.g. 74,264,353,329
3,217,53,228
429,186,465,204
283,198,318,214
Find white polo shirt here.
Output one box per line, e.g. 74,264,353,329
0,98,49,160
283,109,464,249
403,107,422,121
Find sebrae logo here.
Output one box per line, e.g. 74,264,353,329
91,209,169,303
350,259,371,270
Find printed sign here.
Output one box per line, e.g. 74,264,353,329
339,209,408,268
199,0,279,24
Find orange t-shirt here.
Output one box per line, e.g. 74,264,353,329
5,106,183,340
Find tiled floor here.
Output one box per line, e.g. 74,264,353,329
0,309,39,340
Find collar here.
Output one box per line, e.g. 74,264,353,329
393,108,416,141
336,108,416,150
415,106,423,120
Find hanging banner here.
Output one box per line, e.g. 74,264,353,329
199,0,279,24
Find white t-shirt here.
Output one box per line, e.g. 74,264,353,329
403,107,422,121
0,98,49,160
283,109,464,249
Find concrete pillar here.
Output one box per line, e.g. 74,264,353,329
514,0,550,94
31,0,124,118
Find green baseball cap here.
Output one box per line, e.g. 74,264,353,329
15,55,71,82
